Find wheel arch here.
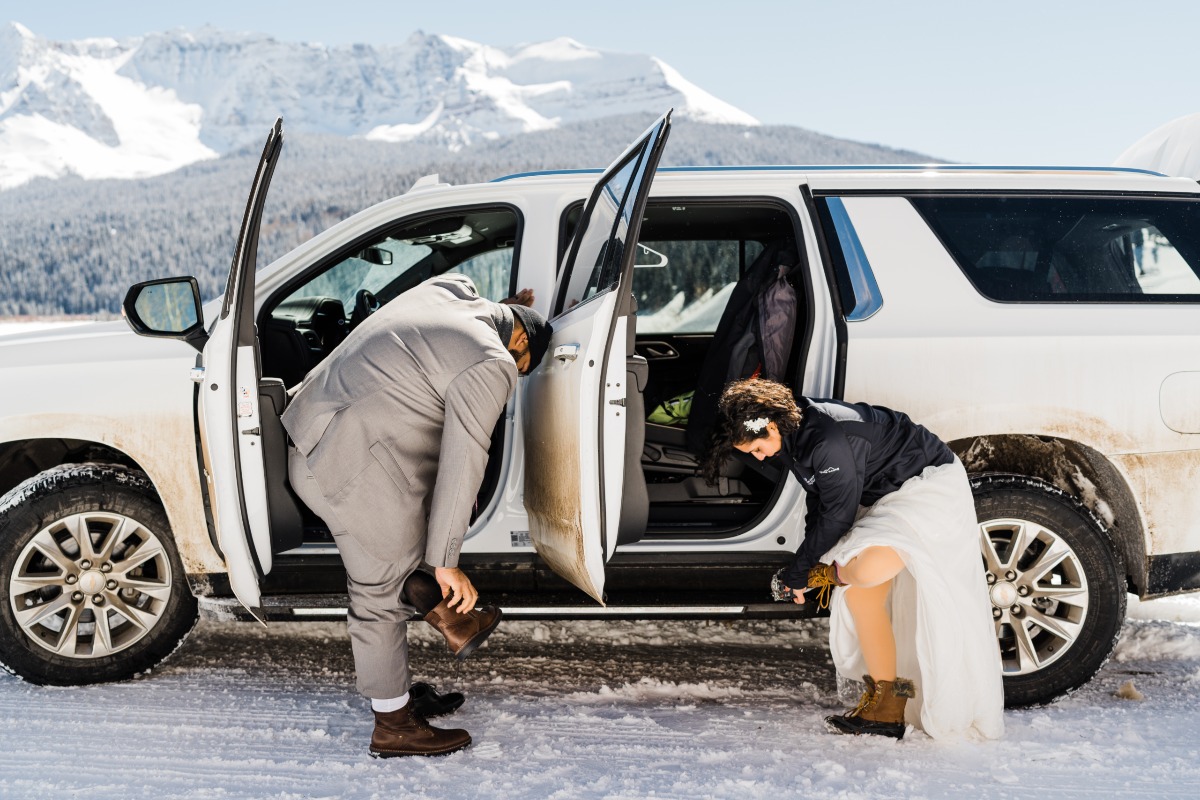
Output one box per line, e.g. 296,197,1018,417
0,438,145,500
0,436,223,578
949,433,1147,596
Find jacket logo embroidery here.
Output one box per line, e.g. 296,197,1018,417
819,466,841,475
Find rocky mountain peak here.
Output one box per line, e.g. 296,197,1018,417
0,22,760,190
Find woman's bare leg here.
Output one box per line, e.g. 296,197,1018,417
837,545,905,588
844,580,897,681
838,546,906,682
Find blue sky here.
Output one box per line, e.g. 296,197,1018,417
10,0,1198,165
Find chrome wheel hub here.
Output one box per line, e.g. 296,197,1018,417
9,512,173,659
78,570,106,595
989,581,1018,608
980,518,1090,675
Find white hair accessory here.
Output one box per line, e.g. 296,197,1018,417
743,417,769,434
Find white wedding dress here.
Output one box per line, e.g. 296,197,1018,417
823,458,1006,741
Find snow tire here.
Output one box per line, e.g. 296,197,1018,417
0,463,198,685
972,474,1126,708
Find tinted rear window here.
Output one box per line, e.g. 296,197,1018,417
911,196,1200,302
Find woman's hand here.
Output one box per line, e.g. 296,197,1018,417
783,584,808,605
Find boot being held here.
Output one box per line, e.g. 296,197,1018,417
825,675,914,739
806,562,846,610
402,569,502,660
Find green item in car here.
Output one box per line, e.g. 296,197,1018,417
647,390,694,426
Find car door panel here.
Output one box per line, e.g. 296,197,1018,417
523,111,672,604
523,290,620,603
196,119,284,613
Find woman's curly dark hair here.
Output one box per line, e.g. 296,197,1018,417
701,378,803,484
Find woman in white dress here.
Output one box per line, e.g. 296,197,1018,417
703,378,1004,741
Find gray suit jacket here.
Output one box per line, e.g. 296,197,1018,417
282,273,517,566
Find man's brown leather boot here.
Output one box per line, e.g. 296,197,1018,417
425,599,502,660
402,570,503,660
369,700,472,758
825,675,914,739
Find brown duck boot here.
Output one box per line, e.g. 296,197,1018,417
369,700,472,758
402,570,503,660
806,562,846,610
825,675,914,739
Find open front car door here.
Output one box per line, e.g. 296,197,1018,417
195,119,284,614
522,111,672,604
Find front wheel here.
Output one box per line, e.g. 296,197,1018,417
972,475,1126,707
0,464,198,685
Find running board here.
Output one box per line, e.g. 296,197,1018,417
199,596,820,621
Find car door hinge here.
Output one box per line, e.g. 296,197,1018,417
190,367,205,384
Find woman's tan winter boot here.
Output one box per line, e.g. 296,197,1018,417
825,675,914,739
806,562,846,609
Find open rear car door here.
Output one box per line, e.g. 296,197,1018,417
522,111,672,604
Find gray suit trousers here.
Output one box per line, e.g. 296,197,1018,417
288,446,422,699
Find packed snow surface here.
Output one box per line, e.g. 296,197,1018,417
2,596,1200,799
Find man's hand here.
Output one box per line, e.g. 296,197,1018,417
500,288,535,307
434,566,479,613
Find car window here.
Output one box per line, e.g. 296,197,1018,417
634,239,758,333
454,247,515,303
276,207,521,313
260,207,522,386
289,240,432,311
560,201,797,334
911,195,1200,302
815,197,884,321
558,143,651,312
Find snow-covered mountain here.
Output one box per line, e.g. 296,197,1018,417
0,22,758,190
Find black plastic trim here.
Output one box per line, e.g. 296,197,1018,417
1146,552,1200,596
801,186,848,399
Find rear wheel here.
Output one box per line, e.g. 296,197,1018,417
972,475,1126,707
0,464,198,685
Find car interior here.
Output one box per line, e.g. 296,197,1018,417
252,199,807,557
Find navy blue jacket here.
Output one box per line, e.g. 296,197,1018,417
776,398,953,586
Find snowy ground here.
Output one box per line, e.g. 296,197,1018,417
0,319,96,336
2,596,1199,799
2,316,1198,796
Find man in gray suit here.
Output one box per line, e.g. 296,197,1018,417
283,273,552,758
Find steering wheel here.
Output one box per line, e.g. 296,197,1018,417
350,289,380,329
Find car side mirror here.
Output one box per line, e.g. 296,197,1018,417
123,276,209,352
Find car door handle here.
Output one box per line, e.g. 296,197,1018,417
554,344,580,362
638,341,680,360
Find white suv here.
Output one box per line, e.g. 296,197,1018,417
2,114,1198,708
